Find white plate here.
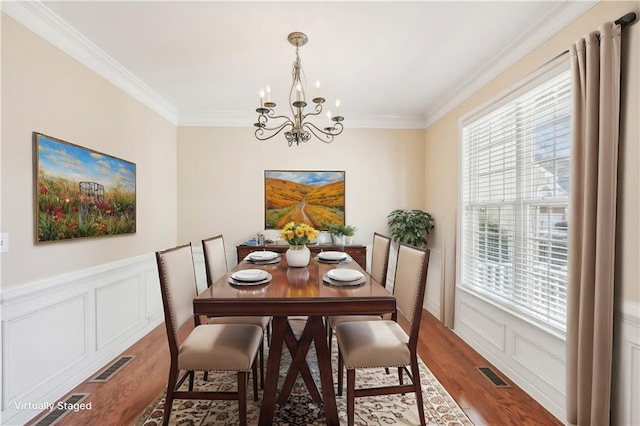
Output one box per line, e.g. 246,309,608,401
248,251,278,261
318,251,348,261
323,274,365,287
232,269,268,282
229,272,272,287
327,268,364,282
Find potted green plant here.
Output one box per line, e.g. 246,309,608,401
324,222,346,245
344,225,357,245
387,209,435,248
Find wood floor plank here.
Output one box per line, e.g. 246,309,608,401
26,310,562,426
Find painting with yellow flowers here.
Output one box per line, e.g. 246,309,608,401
264,170,345,229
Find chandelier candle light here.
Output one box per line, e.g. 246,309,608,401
254,32,344,147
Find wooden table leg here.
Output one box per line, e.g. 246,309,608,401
310,315,339,426
279,320,322,404
258,316,286,426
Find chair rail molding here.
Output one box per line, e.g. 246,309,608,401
0,253,165,425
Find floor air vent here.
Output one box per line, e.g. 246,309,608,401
89,355,135,382
477,366,510,387
33,393,89,426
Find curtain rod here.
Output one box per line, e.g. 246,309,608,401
615,12,637,29
534,12,637,73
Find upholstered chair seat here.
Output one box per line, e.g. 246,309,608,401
335,320,410,369
178,323,263,371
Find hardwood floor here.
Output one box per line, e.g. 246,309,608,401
26,311,561,426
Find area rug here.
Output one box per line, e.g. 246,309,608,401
138,329,473,425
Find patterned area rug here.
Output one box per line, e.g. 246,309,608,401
138,325,473,426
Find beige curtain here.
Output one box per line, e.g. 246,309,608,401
567,22,621,426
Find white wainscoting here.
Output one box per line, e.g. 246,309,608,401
454,287,567,421
612,300,640,426
0,248,207,426
454,288,640,423
424,249,442,317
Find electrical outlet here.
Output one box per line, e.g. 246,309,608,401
0,233,8,253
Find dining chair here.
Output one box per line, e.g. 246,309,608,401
326,232,392,355
335,243,430,426
156,243,263,426
201,234,271,386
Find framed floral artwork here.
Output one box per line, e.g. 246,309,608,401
264,170,345,229
33,132,136,243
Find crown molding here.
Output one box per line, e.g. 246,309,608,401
178,111,426,130
3,0,597,130
422,0,598,128
2,1,179,124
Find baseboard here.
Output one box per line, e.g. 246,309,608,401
0,253,165,425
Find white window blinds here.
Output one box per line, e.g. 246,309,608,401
461,64,571,330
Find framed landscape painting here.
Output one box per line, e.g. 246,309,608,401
264,170,345,229
34,132,136,243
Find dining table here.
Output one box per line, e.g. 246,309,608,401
192,249,396,426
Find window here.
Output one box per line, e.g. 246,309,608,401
461,63,571,330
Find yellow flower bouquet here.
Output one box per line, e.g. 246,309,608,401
280,222,318,246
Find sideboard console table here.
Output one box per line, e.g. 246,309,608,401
236,243,367,270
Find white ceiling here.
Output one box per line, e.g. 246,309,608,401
5,1,595,128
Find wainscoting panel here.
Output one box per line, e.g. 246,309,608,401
457,299,507,353
95,275,143,350
455,289,640,423
0,253,164,425
3,295,87,403
511,331,565,395
144,269,163,322
454,287,566,420
612,300,640,426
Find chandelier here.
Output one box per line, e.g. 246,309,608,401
254,32,344,147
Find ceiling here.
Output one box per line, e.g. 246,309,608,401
5,1,595,128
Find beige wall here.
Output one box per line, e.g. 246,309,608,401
1,15,178,288
177,126,425,260
424,0,640,303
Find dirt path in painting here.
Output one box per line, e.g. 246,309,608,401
297,199,311,223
